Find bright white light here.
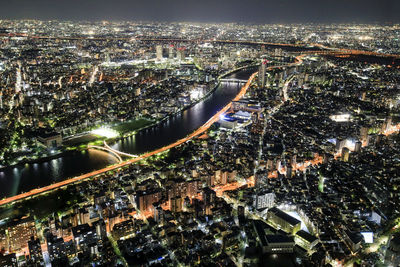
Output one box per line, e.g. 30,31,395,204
91,127,119,138
286,211,310,233
219,114,227,121
190,89,202,100
345,139,357,151
358,36,373,41
330,114,351,122
361,232,374,243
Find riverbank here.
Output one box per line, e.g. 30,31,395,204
2,65,259,172
0,66,259,206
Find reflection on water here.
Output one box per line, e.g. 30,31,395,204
0,68,255,198
0,149,117,198
111,69,256,155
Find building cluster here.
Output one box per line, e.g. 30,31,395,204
0,20,399,266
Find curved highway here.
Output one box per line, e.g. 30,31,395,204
0,42,396,206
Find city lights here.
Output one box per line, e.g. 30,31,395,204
0,17,399,267
330,113,351,122
91,127,119,138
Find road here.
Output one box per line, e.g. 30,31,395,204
0,69,258,207
1,48,394,207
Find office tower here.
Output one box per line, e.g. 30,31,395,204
177,47,185,61
258,59,267,88
156,45,163,61
15,66,22,93
168,45,174,59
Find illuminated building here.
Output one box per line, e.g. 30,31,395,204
177,47,185,61
28,237,43,264
47,234,67,263
264,235,295,253
258,59,267,88
135,189,162,213
336,138,346,152
218,115,238,129
0,253,17,267
93,220,107,240
360,127,369,142
170,196,183,213
342,230,363,253
168,45,174,59
253,220,295,253
156,45,163,61
385,233,400,267
267,207,301,234
294,230,319,251
37,132,62,148
15,66,22,94
255,191,275,210
8,219,37,253
342,147,350,162
72,224,98,253
112,220,135,240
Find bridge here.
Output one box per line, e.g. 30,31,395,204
220,78,248,83
0,47,393,207
88,141,138,161
87,145,123,163
103,141,138,158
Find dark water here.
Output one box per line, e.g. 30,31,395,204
0,150,117,198
111,68,256,154
0,68,255,198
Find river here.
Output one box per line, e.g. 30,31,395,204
0,68,256,198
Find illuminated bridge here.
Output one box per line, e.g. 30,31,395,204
103,141,138,158
87,145,123,163
0,48,392,207
88,141,138,161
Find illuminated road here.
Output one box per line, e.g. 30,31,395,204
0,53,304,206
0,48,394,207
0,68,258,206
2,32,399,60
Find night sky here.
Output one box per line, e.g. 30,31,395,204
0,0,399,23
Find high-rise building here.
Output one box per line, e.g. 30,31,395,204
168,45,174,59
156,45,163,61
28,237,43,264
255,191,276,210
15,65,22,94
258,59,267,88
286,166,293,178
170,197,183,213
46,234,67,263
93,220,107,240
177,47,185,61
135,189,162,213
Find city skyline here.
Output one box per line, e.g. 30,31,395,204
0,0,399,23
0,12,399,267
